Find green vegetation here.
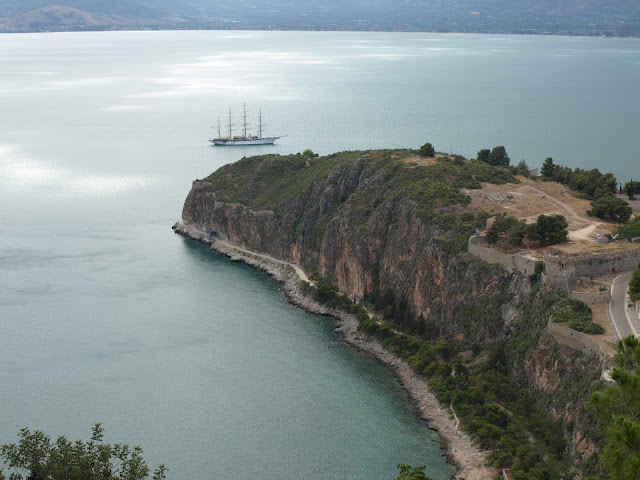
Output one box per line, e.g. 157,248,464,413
0,424,166,480
614,216,640,241
588,195,633,223
392,464,432,480
623,180,640,200
302,148,317,157
550,292,605,334
512,159,531,177
477,146,510,167
205,150,363,211
377,331,569,478
417,142,435,157
206,149,517,255
629,267,640,302
590,335,640,480
303,271,600,478
540,157,631,222
486,213,568,248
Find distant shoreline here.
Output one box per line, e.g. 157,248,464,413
173,220,498,480
1,28,638,39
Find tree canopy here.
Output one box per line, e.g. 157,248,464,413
486,213,568,248
478,146,510,167
588,195,633,223
392,464,433,480
512,159,530,177
540,157,555,179
488,146,510,167
614,217,640,241
417,142,435,157
0,424,166,480
624,180,640,200
477,148,490,163
629,268,640,302
590,335,640,480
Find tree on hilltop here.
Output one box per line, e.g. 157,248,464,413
486,213,567,247
477,149,490,163
417,142,435,157
588,195,633,223
513,159,530,177
624,180,640,200
535,214,569,245
488,146,510,167
540,157,554,179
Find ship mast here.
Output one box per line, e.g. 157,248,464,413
216,116,221,138
241,101,250,138
258,107,264,140
227,108,235,138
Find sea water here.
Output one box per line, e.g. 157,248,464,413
1,30,639,479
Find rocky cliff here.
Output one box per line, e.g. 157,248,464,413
177,150,607,476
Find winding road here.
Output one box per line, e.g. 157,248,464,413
610,271,635,339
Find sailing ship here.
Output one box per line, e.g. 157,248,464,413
209,103,285,145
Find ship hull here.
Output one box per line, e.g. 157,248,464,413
210,137,281,146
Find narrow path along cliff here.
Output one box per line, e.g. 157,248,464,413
173,220,498,480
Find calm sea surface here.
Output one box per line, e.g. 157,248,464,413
0,31,639,479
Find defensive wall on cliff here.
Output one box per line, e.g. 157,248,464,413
469,235,640,294
543,248,640,293
547,321,609,365
467,236,542,276
192,180,212,190
570,289,611,304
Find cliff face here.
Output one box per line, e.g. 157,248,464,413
184,155,520,342
180,152,606,467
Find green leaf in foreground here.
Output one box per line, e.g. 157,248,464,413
0,424,166,480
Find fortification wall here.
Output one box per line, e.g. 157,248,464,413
543,248,640,292
192,180,212,190
547,321,605,360
570,289,611,304
468,237,542,276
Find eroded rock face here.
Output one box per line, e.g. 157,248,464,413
182,158,520,342
180,155,604,464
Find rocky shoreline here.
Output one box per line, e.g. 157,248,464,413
172,220,498,480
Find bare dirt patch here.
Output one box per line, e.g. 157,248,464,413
465,176,627,257
402,153,450,167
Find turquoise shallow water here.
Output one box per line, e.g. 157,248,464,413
0,30,639,479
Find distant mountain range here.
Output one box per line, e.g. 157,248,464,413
1,1,638,36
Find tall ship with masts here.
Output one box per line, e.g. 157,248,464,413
209,103,285,146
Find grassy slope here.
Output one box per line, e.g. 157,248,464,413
205,149,516,216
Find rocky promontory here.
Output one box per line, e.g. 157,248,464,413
175,149,611,479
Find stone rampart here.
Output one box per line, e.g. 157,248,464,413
570,289,611,304
468,236,542,276
543,247,640,292
547,321,606,361
192,180,212,190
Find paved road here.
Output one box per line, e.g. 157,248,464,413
610,271,635,339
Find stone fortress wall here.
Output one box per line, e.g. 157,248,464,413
192,180,212,190
547,321,609,365
543,248,640,293
469,235,640,294
467,237,542,277
570,289,611,304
